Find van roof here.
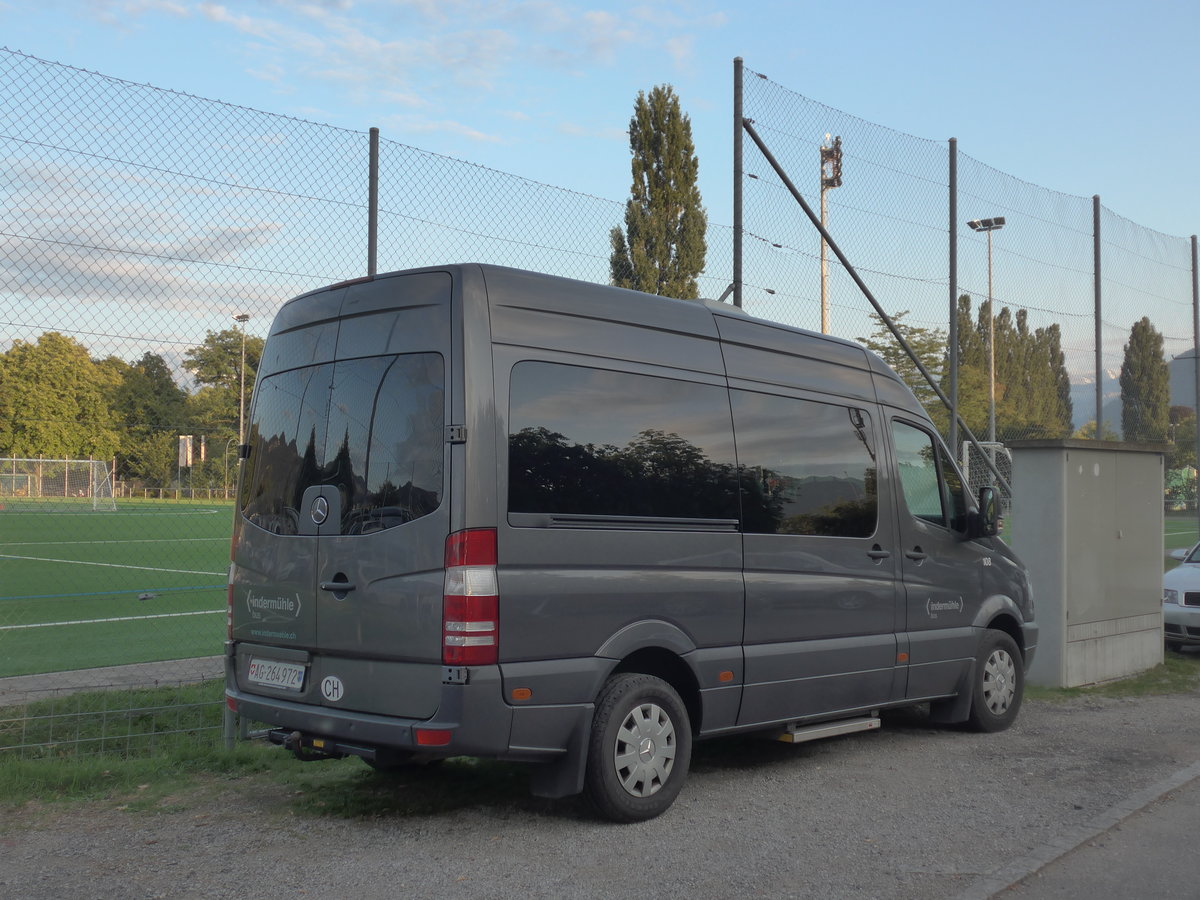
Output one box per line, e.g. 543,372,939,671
278,263,924,416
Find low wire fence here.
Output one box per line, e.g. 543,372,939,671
1,47,1195,757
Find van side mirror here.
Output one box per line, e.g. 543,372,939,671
973,486,1000,538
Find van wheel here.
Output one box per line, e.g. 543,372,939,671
584,673,692,823
1166,640,1183,653
966,630,1023,733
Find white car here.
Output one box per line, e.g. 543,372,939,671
1163,543,1200,650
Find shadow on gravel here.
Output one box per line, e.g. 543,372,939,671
283,705,963,823
283,755,590,821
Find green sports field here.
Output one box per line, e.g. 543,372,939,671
0,499,233,678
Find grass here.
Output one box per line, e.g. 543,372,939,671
0,678,547,819
1025,646,1200,701
1163,511,1199,571
0,501,232,676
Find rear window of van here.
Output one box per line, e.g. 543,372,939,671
240,352,444,535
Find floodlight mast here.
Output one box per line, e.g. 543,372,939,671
967,217,1005,445
820,135,843,334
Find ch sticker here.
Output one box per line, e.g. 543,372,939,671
321,675,344,702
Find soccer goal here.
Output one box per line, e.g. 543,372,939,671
0,458,117,510
0,472,32,497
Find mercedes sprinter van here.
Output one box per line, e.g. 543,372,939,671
225,264,1037,822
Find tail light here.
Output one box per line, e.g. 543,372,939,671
442,528,498,666
226,563,236,640
227,528,239,641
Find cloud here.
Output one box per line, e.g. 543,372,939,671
1,160,290,315
399,118,506,143
558,121,628,142
187,0,721,109
664,35,695,68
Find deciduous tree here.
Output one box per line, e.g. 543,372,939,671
0,332,119,459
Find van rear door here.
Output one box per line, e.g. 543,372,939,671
234,271,453,719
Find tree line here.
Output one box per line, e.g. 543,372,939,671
860,303,1187,467
0,328,263,492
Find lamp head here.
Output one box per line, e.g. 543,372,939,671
967,217,1005,232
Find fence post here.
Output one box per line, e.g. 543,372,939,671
1193,234,1199,526
733,57,744,308
948,137,959,454
1094,195,1103,438
368,126,379,277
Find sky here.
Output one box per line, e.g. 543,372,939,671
3,0,1198,240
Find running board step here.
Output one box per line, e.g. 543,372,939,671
775,715,881,744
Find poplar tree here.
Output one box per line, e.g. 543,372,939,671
1120,317,1170,442
609,85,707,300
950,296,1072,441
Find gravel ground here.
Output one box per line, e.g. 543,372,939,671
3,691,1199,900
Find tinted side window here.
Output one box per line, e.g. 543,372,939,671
891,420,966,531
508,362,738,521
732,391,878,537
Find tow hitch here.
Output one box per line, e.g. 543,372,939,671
268,728,375,763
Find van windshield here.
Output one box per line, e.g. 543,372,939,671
239,352,444,535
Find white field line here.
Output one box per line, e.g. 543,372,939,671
0,609,223,631
0,509,225,517
0,553,224,576
0,538,226,547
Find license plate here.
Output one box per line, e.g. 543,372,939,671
247,658,306,692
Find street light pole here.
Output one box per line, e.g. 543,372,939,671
234,313,250,446
967,218,1006,444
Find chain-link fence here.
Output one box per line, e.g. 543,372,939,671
737,62,1197,460
1,48,1196,756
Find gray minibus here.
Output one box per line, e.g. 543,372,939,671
225,263,1037,822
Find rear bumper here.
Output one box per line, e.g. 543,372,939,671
224,653,590,763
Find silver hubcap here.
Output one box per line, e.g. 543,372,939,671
614,702,676,798
982,648,1017,715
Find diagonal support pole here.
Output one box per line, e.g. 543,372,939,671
741,118,1012,496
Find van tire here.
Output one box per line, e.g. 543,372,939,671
584,673,692,823
966,630,1023,733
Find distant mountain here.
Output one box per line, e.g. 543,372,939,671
1069,369,1122,436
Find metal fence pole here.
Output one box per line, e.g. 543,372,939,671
1094,195,1103,438
368,126,379,276
948,137,959,455
1193,234,1199,528
733,57,744,308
